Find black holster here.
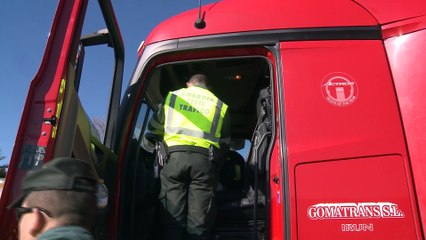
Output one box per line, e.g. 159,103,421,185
209,145,221,162
208,145,223,170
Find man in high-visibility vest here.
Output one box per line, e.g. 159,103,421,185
147,73,230,240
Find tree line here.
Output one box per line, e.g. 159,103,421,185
0,149,7,178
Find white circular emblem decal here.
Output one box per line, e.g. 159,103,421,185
321,72,358,107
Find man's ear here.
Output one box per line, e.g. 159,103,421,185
29,209,47,237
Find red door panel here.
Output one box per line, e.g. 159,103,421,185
296,155,415,239
280,40,421,239
0,0,88,238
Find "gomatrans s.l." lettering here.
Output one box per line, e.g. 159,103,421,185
307,202,405,220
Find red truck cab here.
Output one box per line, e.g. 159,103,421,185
1,0,426,239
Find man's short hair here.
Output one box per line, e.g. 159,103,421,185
8,157,98,230
9,157,97,209
25,190,97,229
188,73,208,87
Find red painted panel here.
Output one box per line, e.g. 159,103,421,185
354,0,426,25
296,155,416,239
281,40,406,161
280,40,421,239
385,29,426,238
145,0,376,44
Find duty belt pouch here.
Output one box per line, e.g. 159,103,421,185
209,145,223,173
209,145,221,162
154,142,168,178
156,142,169,167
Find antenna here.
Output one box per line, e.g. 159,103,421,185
194,0,206,29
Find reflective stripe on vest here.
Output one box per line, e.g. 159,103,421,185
164,87,227,148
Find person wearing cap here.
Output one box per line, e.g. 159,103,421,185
9,157,98,240
146,73,231,240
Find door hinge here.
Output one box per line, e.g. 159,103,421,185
43,116,57,126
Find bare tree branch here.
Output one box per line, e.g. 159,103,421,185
92,117,107,142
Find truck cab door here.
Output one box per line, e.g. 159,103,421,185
0,0,123,238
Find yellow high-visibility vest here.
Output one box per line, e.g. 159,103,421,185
164,86,228,149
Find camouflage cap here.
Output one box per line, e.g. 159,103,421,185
8,157,97,208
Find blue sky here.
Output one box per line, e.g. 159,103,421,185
0,1,216,164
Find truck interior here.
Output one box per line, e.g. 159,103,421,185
117,55,273,239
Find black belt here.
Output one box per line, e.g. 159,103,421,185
167,145,209,156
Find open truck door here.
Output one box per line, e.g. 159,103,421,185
0,0,123,239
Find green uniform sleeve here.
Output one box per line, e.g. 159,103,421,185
146,102,165,141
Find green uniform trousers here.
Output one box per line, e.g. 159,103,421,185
159,151,217,240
